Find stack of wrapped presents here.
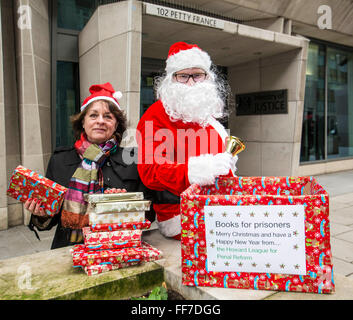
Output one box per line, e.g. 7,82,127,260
70,192,163,276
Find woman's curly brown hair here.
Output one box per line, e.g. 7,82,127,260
70,100,127,145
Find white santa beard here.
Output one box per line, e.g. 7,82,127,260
157,77,224,127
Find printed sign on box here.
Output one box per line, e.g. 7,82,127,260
204,205,306,275
180,176,334,294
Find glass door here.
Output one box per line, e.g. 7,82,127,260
51,0,97,149
300,42,326,162
327,47,353,159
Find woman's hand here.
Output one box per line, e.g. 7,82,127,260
24,198,46,217
104,188,127,194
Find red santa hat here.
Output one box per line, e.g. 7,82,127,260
165,41,212,75
81,82,122,111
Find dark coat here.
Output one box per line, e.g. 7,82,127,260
29,145,156,249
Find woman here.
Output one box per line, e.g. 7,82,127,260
25,82,155,249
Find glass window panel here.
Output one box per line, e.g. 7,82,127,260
300,42,326,162
57,0,96,31
327,47,353,159
56,61,80,147
140,58,165,117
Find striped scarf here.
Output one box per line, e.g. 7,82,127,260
61,133,118,230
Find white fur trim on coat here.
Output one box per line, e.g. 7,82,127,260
157,214,181,238
207,117,229,145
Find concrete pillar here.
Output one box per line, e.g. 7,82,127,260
245,17,284,33
0,3,8,230
79,0,142,145
13,0,51,225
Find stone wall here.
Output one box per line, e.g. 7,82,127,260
228,44,309,177
79,0,142,145
0,0,51,229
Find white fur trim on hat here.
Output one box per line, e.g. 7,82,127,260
80,96,121,111
166,47,212,74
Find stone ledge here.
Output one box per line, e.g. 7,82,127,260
0,246,164,300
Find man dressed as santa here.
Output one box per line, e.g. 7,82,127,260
136,41,238,240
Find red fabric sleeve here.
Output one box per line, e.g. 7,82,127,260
136,101,190,195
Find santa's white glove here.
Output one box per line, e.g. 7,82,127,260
188,152,238,186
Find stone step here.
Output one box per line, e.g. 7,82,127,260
0,246,164,300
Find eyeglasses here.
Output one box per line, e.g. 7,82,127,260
173,72,207,83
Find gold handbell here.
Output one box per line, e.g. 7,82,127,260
225,136,245,157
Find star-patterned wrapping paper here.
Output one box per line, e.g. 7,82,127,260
89,220,151,232
7,165,67,216
82,227,142,251
90,200,151,214
88,211,145,224
84,192,144,203
180,176,335,294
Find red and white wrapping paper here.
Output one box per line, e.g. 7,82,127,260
83,261,140,276
71,242,163,269
82,227,141,250
7,165,67,216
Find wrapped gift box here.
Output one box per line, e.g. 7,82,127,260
89,211,145,224
71,242,163,268
180,176,334,294
84,192,144,203
89,200,151,215
89,220,151,232
83,261,139,276
7,165,67,216
82,227,141,250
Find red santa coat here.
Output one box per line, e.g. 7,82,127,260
136,100,228,239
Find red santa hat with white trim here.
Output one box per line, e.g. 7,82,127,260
81,82,122,111
165,41,212,75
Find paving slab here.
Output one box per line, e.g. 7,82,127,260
315,170,353,196
266,273,353,300
331,238,353,262
332,257,353,278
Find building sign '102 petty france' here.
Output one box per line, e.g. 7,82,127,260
145,3,225,29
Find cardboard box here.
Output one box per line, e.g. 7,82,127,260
180,176,334,294
7,165,67,216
